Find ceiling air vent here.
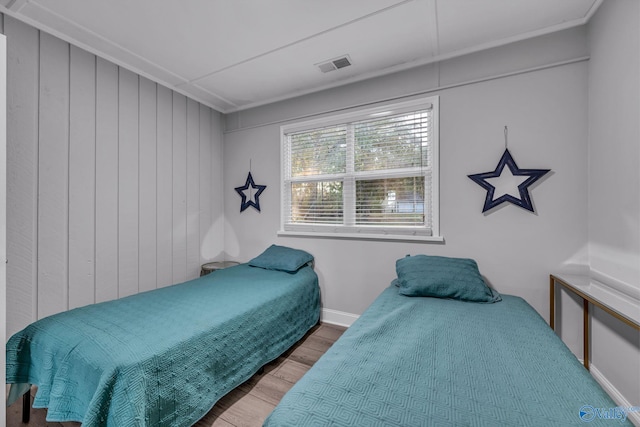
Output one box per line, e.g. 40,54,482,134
316,55,352,73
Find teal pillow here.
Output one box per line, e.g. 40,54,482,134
249,245,314,273
396,255,501,303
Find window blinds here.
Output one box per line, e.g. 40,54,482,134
282,98,436,238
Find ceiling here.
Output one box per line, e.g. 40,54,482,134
1,0,601,113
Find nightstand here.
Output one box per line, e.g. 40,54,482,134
200,261,240,276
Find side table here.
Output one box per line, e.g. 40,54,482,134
550,273,640,370
201,261,240,276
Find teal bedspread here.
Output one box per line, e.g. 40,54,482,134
6,264,320,426
264,286,631,426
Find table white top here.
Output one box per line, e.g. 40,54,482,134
551,273,640,328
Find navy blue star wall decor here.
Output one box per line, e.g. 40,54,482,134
468,149,550,213
235,172,267,212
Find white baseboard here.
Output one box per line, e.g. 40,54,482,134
588,362,640,426
321,308,359,328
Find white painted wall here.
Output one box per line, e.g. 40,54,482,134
586,0,640,408
224,27,590,321
3,15,226,337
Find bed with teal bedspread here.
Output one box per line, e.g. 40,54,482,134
264,284,631,426
6,263,320,426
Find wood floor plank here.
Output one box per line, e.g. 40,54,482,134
193,411,236,427
271,359,311,384
261,356,286,375
240,372,295,406
212,392,276,427
302,333,340,353
314,324,347,341
287,343,326,366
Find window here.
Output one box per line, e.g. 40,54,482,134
280,96,439,241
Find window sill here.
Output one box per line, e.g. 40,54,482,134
277,230,445,243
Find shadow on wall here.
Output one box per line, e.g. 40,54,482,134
593,307,640,349
553,288,584,352
200,216,227,262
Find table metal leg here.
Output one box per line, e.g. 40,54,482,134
583,299,590,370
549,276,555,330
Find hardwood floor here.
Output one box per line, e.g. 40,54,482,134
6,323,347,427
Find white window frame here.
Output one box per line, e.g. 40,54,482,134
279,96,441,242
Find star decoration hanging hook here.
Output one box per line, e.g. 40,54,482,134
235,172,267,212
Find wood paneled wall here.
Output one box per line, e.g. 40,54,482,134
4,15,225,337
